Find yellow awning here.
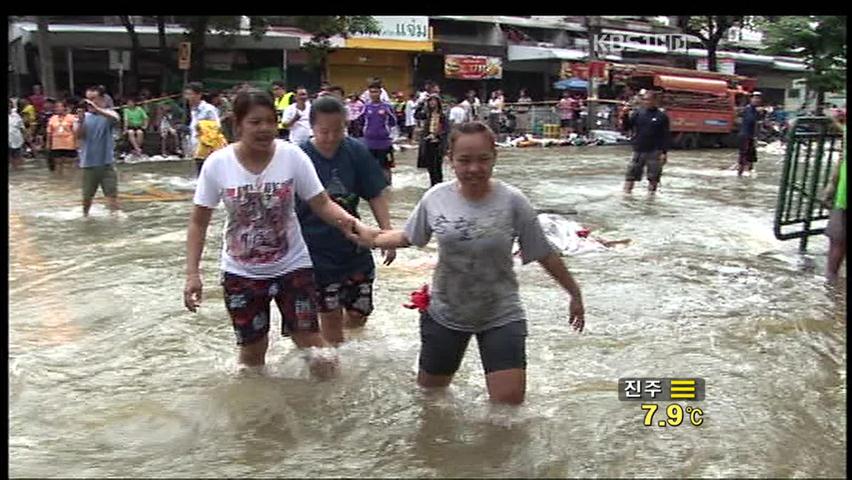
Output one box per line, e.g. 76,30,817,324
344,37,433,52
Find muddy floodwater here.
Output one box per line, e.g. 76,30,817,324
9,145,846,478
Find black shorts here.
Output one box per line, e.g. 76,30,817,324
738,136,757,165
127,127,145,135
369,148,395,169
316,271,375,317
348,120,364,138
8,148,21,158
625,150,664,182
49,149,78,159
560,118,574,128
419,311,527,375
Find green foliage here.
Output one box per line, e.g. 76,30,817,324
761,16,846,96
677,16,744,42
294,16,380,40
177,16,270,44
676,16,746,72
293,16,381,69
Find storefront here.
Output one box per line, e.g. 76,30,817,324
326,16,433,97
327,49,414,97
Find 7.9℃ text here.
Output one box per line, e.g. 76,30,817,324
641,403,704,427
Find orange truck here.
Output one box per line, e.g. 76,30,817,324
606,63,757,149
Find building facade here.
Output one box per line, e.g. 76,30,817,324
9,16,834,114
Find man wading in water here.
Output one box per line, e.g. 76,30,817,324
77,86,122,217
737,92,763,177
622,90,670,194
344,121,585,405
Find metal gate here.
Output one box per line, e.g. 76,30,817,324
773,117,844,251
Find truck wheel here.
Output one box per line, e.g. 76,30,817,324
682,133,698,150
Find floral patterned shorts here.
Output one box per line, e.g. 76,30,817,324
316,271,375,317
221,269,320,345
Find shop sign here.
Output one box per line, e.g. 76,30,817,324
444,55,503,80
178,42,192,70
354,16,430,42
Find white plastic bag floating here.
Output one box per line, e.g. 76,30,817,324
536,213,607,256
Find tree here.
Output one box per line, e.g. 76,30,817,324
292,16,381,83
676,16,745,72
35,17,57,96
762,16,847,114
157,16,169,93
175,16,270,82
117,16,270,91
119,16,143,94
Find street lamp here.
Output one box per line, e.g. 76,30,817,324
585,15,602,135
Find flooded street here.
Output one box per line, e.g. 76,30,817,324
9,145,846,478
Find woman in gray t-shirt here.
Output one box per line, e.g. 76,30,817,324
346,121,585,405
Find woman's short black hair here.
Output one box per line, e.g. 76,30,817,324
449,121,497,152
87,85,106,97
184,82,204,94
232,89,276,124
427,94,443,109
309,95,347,126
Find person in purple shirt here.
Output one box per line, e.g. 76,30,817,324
360,80,398,184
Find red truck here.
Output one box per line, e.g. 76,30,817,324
606,63,757,149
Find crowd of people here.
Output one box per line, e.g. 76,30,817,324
8,80,602,179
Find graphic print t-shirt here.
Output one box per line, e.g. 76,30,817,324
404,180,554,333
193,140,325,279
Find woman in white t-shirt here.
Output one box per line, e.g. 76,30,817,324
185,90,360,374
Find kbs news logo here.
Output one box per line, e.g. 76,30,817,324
594,34,690,55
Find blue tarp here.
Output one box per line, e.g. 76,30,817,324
553,78,588,90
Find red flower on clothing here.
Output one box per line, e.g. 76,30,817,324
403,284,430,312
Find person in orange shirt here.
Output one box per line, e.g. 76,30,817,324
46,99,79,176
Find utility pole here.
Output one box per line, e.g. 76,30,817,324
35,16,57,97
585,15,600,135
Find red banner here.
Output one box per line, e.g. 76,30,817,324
589,61,607,79
562,61,608,80
444,55,503,80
